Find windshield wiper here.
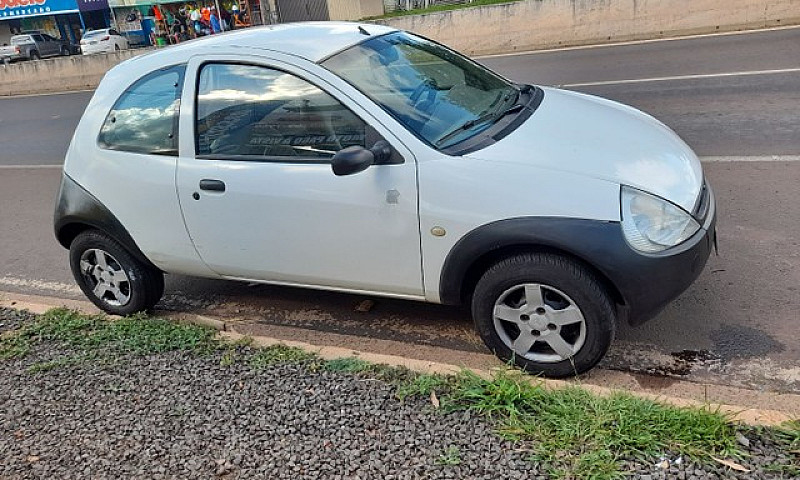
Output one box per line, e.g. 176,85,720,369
434,115,493,148
434,96,525,148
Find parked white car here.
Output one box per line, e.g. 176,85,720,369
80,28,129,55
55,23,716,377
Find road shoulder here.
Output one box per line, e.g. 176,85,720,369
2,289,796,426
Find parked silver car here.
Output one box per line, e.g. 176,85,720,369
0,32,76,63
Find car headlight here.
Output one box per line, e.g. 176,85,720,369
620,185,700,253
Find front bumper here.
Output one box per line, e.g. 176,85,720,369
606,184,717,325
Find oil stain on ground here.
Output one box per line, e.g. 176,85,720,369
640,325,785,380
709,323,784,362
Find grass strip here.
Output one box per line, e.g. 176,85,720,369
1,307,219,359
407,369,741,479
363,0,523,20
776,419,799,450
248,343,318,369
0,308,772,479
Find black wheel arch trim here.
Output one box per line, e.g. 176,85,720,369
54,173,160,272
439,216,715,326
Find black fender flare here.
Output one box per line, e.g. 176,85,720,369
53,173,160,271
438,217,624,306
438,215,715,326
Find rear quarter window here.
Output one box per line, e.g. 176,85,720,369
98,65,186,156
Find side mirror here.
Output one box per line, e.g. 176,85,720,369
331,141,392,176
331,146,374,176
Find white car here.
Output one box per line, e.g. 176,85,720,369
80,28,129,55
55,23,716,377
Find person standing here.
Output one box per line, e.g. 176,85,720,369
176,8,189,37
189,6,202,37
209,7,221,34
220,7,232,31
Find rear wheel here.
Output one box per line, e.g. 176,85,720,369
114,44,120,51
29,51,40,61
471,253,616,377
69,230,164,315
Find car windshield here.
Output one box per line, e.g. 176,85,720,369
322,31,518,149
10,36,31,45
83,30,108,38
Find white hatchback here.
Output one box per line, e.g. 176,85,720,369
80,28,129,55
56,23,716,377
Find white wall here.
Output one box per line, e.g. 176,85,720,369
374,0,800,55
0,48,150,96
327,0,385,21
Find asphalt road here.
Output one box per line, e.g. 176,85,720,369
0,27,798,393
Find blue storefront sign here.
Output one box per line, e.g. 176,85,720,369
0,0,80,19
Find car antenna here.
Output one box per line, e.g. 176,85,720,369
358,26,370,36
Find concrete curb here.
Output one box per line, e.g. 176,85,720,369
0,290,796,426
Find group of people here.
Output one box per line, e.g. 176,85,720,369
158,3,247,42
186,5,229,36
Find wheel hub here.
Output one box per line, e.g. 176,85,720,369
492,283,587,363
79,249,131,307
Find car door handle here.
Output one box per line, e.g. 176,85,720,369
199,179,225,192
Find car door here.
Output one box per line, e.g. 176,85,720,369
175,57,424,297
45,34,59,55
32,34,52,56
29,34,44,56
109,29,125,49
42,34,58,55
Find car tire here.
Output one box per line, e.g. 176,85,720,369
115,44,120,51
471,252,616,378
29,51,40,61
61,46,70,56
69,229,164,315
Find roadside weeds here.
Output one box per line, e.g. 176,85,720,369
2,307,798,479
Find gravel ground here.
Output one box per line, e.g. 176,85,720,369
1,308,797,480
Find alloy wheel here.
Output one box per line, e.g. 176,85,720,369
79,248,131,306
492,283,587,363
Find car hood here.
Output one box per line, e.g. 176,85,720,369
465,87,703,212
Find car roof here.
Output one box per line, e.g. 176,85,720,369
136,22,397,64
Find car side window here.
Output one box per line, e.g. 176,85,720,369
109,29,119,36
195,63,366,161
98,65,186,156
32,34,45,42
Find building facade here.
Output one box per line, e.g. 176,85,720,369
0,0,111,45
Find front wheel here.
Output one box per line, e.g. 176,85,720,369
472,253,616,378
69,230,164,315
